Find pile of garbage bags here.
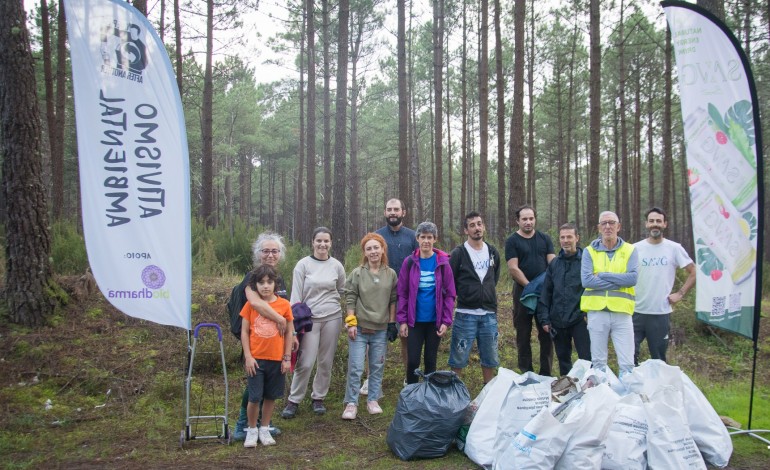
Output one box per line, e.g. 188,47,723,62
462,360,732,470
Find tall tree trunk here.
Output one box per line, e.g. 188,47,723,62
647,82,655,210
55,0,67,219
297,8,306,242
0,0,57,326
306,0,318,231
509,0,525,216
478,0,489,219
322,0,332,224
397,0,410,224
350,8,363,240
332,0,349,260
239,152,252,223
445,43,453,232
460,0,468,222
160,0,165,42
633,68,642,240
433,0,445,237
662,28,673,214
618,1,630,231
200,0,214,226
526,0,535,208
174,0,183,93
41,0,60,220
587,0,601,227
494,0,506,237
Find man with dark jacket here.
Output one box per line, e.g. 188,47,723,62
449,211,501,384
536,223,590,376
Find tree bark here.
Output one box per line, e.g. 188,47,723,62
509,0,525,218
478,0,489,220
587,0,601,227
494,0,506,237
0,0,57,326
397,0,410,225
332,0,349,260
306,0,317,230
322,0,332,224
200,0,215,226
432,0,444,237
173,0,183,93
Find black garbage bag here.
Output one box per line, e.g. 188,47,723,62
386,370,471,460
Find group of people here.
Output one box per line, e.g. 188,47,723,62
235,198,695,449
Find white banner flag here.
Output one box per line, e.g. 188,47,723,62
65,0,191,329
663,1,762,339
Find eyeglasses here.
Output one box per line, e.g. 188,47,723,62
261,249,280,255
599,220,618,227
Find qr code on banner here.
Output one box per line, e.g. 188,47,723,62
729,292,742,312
711,296,726,317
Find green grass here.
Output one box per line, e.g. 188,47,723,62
0,275,768,468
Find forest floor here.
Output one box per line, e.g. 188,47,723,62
0,275,768,469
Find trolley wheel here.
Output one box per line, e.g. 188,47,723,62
179,430,185,448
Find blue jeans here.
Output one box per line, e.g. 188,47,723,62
344,328,387,405
448,312,500,369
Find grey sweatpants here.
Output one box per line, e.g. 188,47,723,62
288,316,343,403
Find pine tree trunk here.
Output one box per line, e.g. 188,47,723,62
331,0,349,260
478,0,489,220
0,0,57,326
494,0,506,237
509,0,525,217
587,0,601,227
306,0,318,230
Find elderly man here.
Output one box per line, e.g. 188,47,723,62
581,211,638,375
633,207,695,364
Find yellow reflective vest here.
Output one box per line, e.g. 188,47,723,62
580,242,636,314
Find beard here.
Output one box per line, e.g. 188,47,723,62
649,228,663,239
387,216,403,227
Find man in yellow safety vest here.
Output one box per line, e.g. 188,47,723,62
580,211,638,376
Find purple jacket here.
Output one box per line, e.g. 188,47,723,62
396,248,456,328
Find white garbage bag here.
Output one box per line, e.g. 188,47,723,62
464,368,519,468
494,396,585,470
644,386,706,470
680,372,732,468
555,383,619,469
601,392,648,470
492,372,555,464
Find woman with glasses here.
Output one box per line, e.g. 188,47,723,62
234,231,296,440
281,227,346,418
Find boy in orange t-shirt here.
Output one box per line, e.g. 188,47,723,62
240,265,293,448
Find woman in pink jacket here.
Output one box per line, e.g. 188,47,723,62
397,221,456,384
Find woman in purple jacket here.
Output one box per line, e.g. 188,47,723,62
397,221,456,384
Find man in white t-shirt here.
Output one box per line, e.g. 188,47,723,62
633,207,696,364
448,211,501,384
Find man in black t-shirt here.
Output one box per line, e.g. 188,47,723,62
504,205,555,376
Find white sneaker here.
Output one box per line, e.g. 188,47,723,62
341,403,358,420
258,426,276,446
243,427,258,448
367,400,383,415
359,378,369,395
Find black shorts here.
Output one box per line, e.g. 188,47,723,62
246,360,285,403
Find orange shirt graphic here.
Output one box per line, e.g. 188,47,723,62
239,297,293,361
